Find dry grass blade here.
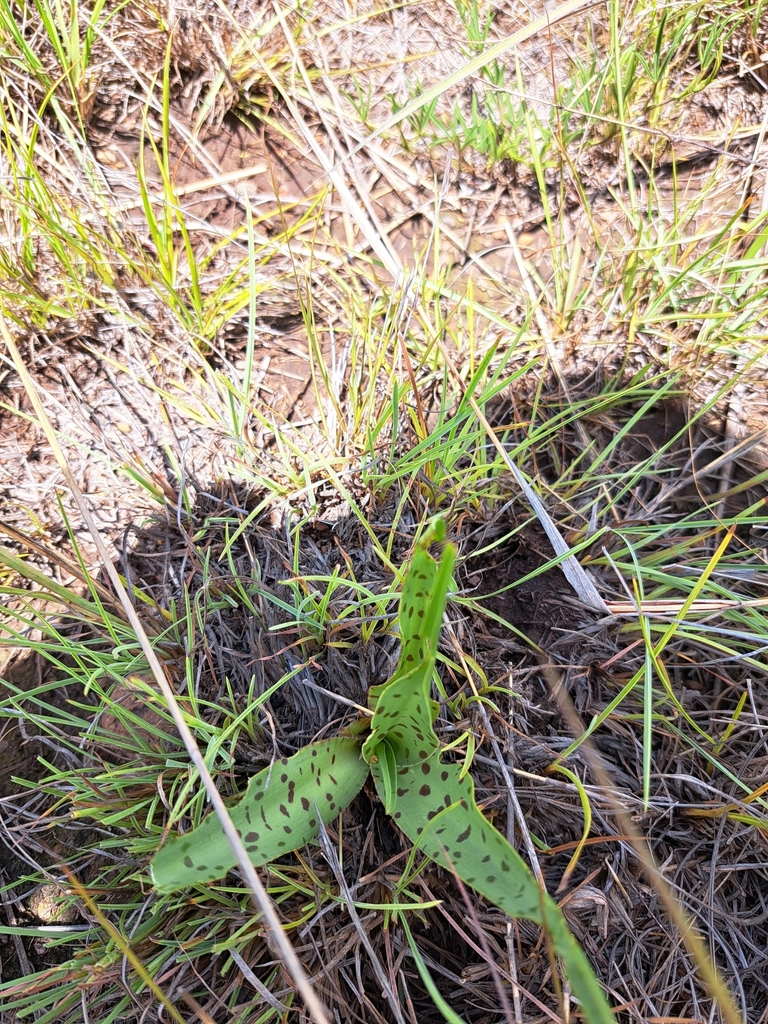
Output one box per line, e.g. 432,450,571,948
274,4,401,278
336,0,599,167
433,334,610,614
313,814,407,1024
538,660,744,1024
57,868,187,1024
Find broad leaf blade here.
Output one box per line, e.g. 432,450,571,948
151,737,368,892
372,753,614,1024
363,659,440,767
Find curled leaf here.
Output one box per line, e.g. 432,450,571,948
363,530,455,766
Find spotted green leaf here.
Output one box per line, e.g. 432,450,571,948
366,528,614,1024
149,522,613,1023
150,737,368,892
373,753,613,1023
363,524,455,769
